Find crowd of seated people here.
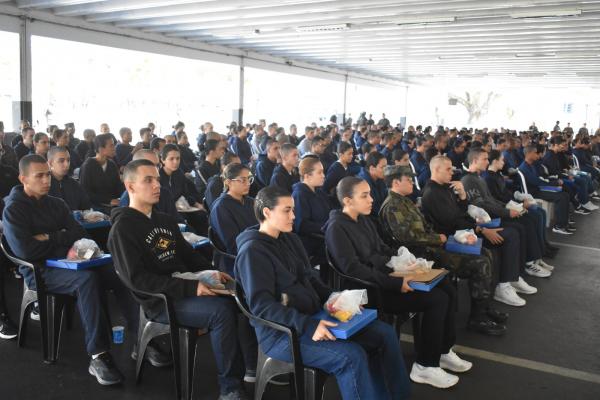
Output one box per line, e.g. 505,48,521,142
0,116,599,399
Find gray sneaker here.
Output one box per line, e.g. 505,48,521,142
218,389,250,400
88,353,124,386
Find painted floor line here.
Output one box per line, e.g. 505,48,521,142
400,334,600,385
547,242,600,253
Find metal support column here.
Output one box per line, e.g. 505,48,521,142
18,16,32,126
342,74,348,125
237,56,245,125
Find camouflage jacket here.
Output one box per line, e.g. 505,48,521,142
379,191,442,248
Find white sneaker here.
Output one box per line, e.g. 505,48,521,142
582,201,599,211
525,263,552,278
511,277,538,295
410,363,459,389
494,284,526,307
536,259,554,272
440,349,473,373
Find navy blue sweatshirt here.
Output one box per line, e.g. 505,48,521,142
209,193,256,274
235,227,331,352
108,207,210,319
323,161,350,196
255,154,277,187
421,180,475,235
232,137,252,165
291,182,330,255
114,143,134,167
357,168,388,217
270,165,299,194
2,186,87,285
159,167,201,206
79,157,124,206
204,175,224,210
49,175,92,211
323,210,404,291
178,144,197,174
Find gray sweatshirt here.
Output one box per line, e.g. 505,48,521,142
461,172,511,218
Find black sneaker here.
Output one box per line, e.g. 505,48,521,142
243,369,256,383
486,308,509,324
89,353,124,385
552,226,573,235
574,206,591,215
0,314,18,340
467,318,507,336
30,304,40,321
131,343,172,368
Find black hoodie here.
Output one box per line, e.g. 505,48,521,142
323,210,404,291
235,226,331,352
107,207,210,319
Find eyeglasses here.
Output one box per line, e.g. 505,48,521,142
230,176,254,185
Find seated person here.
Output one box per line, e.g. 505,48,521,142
392,149,410,167
3,155,139,385
462,148,551,281
292,157,331,269
176,131,197,174
357,152,388,218
138,127,152,150
119,149,182,223
108,159,249,399
13,127,34,161
446,139,466,179
205,152,240,211
115,127,141,168
324,177,471,389
209,164,257,275
409,137,431,189
75,128,96,161
32,132,50,159
48,146,92,211
236,185,410,399
150,137,166,157
422,156,524,308
519,145,573,234
484,150,558,258
52,129,82,173
198,139,224,183
323,141,355,198
573,136,600,182
0,197,18,340
269,143,300,193
378,165,506,335
231,126,252,166
79,133,124,213
255,138,279,187
159,144,208,234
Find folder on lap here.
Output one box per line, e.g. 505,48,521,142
312,309,378,339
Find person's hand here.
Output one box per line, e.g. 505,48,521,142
439,234,447,244
33,233,49,241
194,202,205,211
509,209,521,218
218,272,233,283
401,275,415,293
449,181,466,199
482,228,504,245
466,234,477,245
557,179,563,186
110,199,120,206
312,320,337,341
523,199,532,209
197,282,216,297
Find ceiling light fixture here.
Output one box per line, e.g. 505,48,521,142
509,9,581,19
515,52,556,58
395,16,456,25
295,23,351,32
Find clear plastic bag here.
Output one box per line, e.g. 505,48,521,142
386,246,434,273
172,270,225,290
175,196,192,211
82,209,108,223
505,200,524,213
514,191,534,202
181,231,206,245
467,205,491,223
66,238,104,260
324,289,368,322
454,229,477,245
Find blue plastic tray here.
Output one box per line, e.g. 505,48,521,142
445,236,482,255
46,254,112,270
540,186,562,192
477,218,501,228
409,270,449,292
312,309,377,339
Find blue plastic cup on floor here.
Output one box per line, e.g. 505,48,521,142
112,326,124,344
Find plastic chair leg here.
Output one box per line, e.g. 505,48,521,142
177,328,197,400
18,286,37,347
44,295,65,364
135,319,170,383
255,351,294,400
303,368,327,400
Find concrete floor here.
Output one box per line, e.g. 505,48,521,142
1,209,599,400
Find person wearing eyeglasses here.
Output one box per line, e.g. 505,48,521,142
209,163,257,276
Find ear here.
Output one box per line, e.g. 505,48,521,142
18,174,26,186
124,180,135,194
262,206,271,220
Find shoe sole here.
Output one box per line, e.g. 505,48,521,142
88,366,123,386
410,373,459,389
0,332,18,340
525,270,551,278
130,353,173,368
552,230,573,235
511,287,538,295
493,295,526,307
439,363,472,373
243,376,257,383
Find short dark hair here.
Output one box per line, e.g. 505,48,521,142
365,152,386,169
254,185,292,222
52,129,67,142
361,142,373,155
119,127,132,138
47,146,70,161
150,137,165,151
310,136,324,148
205,139,220,155
140,127,152,137
222,151,240,166
488,149,502,163
337,141,353,155
33,132,48,144
160,143,179,160
123,159,155,182
336,176,364,205
222,163,250,188
19,154,47,175
467,147,486,165
94,133,114,151
523,144,538,155
392,149,407,162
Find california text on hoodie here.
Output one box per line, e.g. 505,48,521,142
234,227,331,352
107,207,211,319
323,210,404,291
